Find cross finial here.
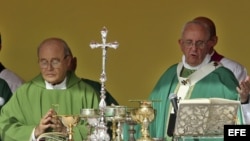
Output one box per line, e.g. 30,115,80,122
90,26,119,50
90,26,119,83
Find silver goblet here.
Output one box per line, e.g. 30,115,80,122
105,105,127,141
80,108,100,141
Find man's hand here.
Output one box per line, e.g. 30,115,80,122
237,76,250,104
34,109,66,138
34,109,54,138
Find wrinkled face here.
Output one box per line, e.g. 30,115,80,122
178,23,212,66
38,42,71,84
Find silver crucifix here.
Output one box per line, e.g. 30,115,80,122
90,26,118,108
90,27,119,84
89,26,119,141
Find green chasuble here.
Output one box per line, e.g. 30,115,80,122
123,62,244,141
148,62,243,141
0,71,100,141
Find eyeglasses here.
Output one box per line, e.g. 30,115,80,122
181,40,207,48
39,56,68,69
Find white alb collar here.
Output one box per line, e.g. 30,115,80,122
45,77,67,89
182,54,211,70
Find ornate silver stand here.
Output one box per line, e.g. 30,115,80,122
90,26,119,141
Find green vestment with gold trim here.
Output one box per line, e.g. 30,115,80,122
148,63,243,141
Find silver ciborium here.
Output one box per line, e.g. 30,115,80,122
104,106,116,140
105,105,127,141
130,100,156,141
80,108,100,141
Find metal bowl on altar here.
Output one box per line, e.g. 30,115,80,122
104,106,127,121
80,108,99,119
114,105,127,120
104,106,116,117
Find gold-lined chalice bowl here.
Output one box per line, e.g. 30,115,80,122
57,114,80,141
130,100,155,141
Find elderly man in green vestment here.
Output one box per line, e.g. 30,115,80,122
0,37,100,141
122,20,248,141
147,20,248,141
193,16,250,124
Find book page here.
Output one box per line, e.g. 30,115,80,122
209,97,240,104
174,98,239,137
179,98,210,104
205,100,239,135
179,98,240,104
174,102,210,136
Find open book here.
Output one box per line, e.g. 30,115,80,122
173,98,240,137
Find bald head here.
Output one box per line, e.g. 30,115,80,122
193,16,216,38
37,37,72,57
193,16,217,53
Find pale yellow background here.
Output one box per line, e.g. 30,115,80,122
0,0,249,106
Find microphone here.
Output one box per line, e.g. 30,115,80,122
168,93,178,113
167,93,178,137
0,97,5,106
